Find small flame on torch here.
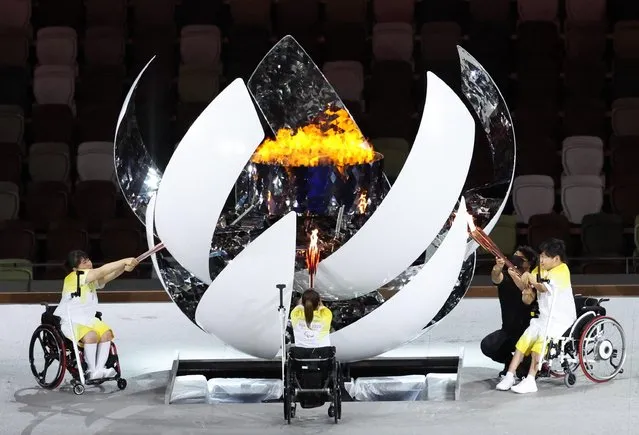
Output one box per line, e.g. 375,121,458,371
306,229,320,288
357,191,367,214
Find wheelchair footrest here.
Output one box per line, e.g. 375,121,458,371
296,388,331,395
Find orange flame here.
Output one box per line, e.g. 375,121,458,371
306,229,320,288
251,108,375,168
357,191,367,214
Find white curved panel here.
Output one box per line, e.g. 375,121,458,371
154,79,265,284
312,72,475,300
144,194,168,295
331,198,470,362
195,212,297,359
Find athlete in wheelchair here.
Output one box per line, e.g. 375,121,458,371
283,289,342,424
28,251,138,395
536,294,626,387
497,239,626,393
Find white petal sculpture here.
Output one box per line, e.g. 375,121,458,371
312,72,475,299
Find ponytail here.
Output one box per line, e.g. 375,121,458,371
304,299,314,327
301,288,320,327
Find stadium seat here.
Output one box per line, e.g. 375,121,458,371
0,32,29,68
31,104,74,145
373,0,416,23
370,137,410,182
560,175,604,224
33,65,76,107
561,136,604,176
73,180,117,232
527,213,572,254
83,27,126,66
28,142,71,182
372,23,414,63
512,175,556,224
177,65,220,103
565,0,606,22
180,25,222,67
0,182,20,220
518,0,559,22
612,98,639,136
322,61,365,103
77,141,115,182
85,0,128,28
0,105,24,145
36,27,78,67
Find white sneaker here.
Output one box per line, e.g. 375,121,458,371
496,373,515,391
511,376,538,394
102,367,117,378
88,369,103,380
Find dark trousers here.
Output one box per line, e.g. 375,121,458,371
481,329,531,372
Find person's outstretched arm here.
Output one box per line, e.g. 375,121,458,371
84,258,136,287
99,258,139,287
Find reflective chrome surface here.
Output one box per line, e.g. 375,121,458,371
247,35,361,134
114,57,163,227
457,46,515,229
247,154,385,219
115,38,514,336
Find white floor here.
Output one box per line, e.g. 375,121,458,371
1,297,637,435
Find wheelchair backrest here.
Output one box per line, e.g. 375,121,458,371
288,346,336,389
41,304,61,327
574,295,606,317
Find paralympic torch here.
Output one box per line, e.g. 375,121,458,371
306,229,320,288
465,214,522,277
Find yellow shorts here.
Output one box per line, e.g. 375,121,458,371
74,319,114,343
515,331,545,356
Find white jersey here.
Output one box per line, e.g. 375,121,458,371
54,270,103,335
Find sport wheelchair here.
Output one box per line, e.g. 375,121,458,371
537,295,626,387
28,304,127,395
283,346,343,424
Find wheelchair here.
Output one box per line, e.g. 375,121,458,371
537,295,626,388
28,304,127,395
283,346,343,424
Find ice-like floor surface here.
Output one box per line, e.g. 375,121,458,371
1,297,637,434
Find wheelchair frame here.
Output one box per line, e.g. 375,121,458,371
283,347,343,424
537,296,626,387
28,304,127,395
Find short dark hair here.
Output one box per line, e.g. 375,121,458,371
538,238,566,262
515,245,538,269
66,250,89,270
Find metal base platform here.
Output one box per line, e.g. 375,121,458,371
165,350,464,404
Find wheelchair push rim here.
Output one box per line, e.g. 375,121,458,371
29,325,67,389
578,316,626,383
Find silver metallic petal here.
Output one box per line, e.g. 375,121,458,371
457,45,516,256
247,35,362,134
114,56,163,227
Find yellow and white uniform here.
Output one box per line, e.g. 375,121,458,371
290,305,332,348
515,263,577,356
54,270,113,343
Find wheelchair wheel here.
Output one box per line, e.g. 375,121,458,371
29,325,67,389
578,316,626,383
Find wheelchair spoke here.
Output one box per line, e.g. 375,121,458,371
579,317,626,382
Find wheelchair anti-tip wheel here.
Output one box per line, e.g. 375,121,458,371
29,325,67,390
117,378,127,390
564,372,577,388
73,383,85,395
578,316,626,383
